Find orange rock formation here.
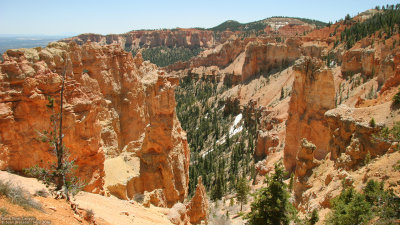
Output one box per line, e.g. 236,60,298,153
62,29,218,49
0,42,189,206
284,57,336,172
186,176,209,225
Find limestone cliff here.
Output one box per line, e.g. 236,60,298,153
0,42,189,206
284,57,336,172
62,29,217,49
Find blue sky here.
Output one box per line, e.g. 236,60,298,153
0,0,398,35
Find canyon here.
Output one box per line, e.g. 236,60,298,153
1,7,400,225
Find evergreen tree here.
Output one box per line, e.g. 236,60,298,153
246,162,296,225
280,87,285,100
309,209,319,225
327,187,372,225
236,177,250,212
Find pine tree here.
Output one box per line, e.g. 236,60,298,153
309,209,319,225
25,65,84,200
236,177,250,212
246,162,296,225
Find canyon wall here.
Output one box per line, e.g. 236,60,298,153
241,39,301,81
341,48,377,77
0,42,189,206
164,36,250,72
62,29,218,50
241,39,326,82
284,57,336,172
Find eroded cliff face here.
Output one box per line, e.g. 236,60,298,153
168,37,325,83
62,29,217,49
341,48,377,77
325,105,391,169
241,40,301,81
293,138,320,208
0,42,189,206
165,36,248,72
284,57,336,172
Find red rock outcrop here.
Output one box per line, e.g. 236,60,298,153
293,138,320,206
277,24,314,37
0,42,189,206
254,131,279,159
165,36,248,72
284,57,336,172
186,176,208,225
168,203,190,225
325,105,391,169
379,52,400,93
341,48,378,77
241,39,302,81
143,189,167,208
168,176,209,225
240,38,326,81
62,29,218,50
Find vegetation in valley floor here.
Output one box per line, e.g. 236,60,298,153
130,46,202,67
175,75,258,199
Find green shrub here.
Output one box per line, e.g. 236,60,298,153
374,121,400,143
327,187,372,225
364,151,371,166
392,89,400,107
394,160,400,171
84,209,95,222
308,209,319,225
0,207,9,216
0,180,42,210
369,118,376,127
363,180,384,205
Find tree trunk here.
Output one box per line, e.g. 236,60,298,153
56,68,66,191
